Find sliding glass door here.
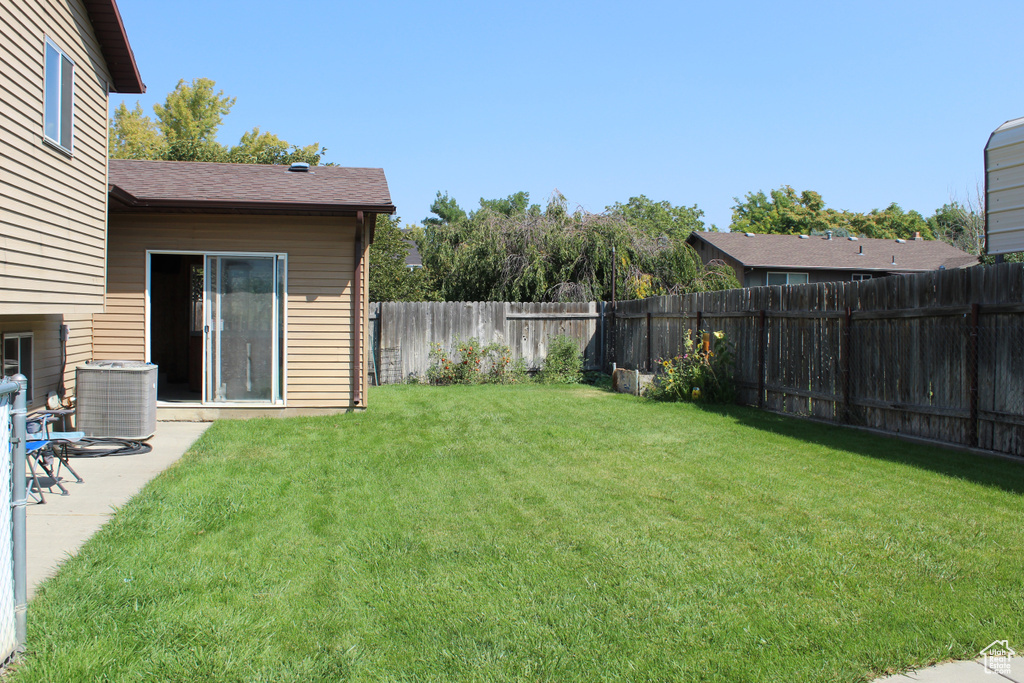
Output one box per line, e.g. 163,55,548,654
205,255,284,403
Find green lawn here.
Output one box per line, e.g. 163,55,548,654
12,384,1024,682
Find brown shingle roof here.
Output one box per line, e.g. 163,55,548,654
82,0,144,93
109,159,395,215
688,231,978,272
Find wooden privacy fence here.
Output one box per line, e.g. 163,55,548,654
611,263,1024,457
369,301,606,384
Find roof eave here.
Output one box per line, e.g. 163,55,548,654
107,193,396,216
82,0,145,93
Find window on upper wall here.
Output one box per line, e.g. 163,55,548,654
852,273,873,281
2,333,33,403
44,38,74,153
767,272,809,286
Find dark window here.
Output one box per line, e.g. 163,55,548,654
2,333,33,402
767,272,809,286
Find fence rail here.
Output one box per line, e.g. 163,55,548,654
371,263,1024,458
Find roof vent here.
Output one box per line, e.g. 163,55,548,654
913,231,922,241
858,245,864,255
892,255,896,265
288,162,310,172
798,234,810,239
895,238,906,244
826,230,833,240
744,232,754,237
848,236,858,241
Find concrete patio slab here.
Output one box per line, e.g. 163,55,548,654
25,421,210,598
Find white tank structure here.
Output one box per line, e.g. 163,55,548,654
986,116,1024,255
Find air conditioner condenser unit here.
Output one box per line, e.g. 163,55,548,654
76,361,158,440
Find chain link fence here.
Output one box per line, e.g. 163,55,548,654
0,381,22,662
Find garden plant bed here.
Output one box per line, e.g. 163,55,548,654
11,384,1024,682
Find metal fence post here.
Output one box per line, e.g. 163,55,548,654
11,375,27,649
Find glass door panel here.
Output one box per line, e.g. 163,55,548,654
206,255,279,403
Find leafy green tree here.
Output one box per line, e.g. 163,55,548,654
607,195,708,239
928,189,1023,262
417,190,738,302
228,128,325,165
478,191,540,218
153,78,235,161
422,192,468,227
730,186,850,235
109,102,164,159
849,203,932,240
732,186,933,240
110,78,323,166
368,215,438,302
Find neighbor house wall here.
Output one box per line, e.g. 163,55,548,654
742,268,883,287
0,0,116,404
688,239,744,285
99,213,364,410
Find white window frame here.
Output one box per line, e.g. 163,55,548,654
767,271,809,286
43,37,75,154
2,333,34,403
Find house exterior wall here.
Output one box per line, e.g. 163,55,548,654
742,268,883,288
689,239,744,284
1,0,115,407
100,213,368,411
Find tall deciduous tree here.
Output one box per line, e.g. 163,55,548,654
108,102,164,159
731,186,933,240
153,78,235,161
368,215,437,302
607,195,709,239
109,78,324,166
227,128,325,166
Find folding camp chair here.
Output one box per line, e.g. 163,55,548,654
25,416,84,503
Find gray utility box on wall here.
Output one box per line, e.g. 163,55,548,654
76,361,158,440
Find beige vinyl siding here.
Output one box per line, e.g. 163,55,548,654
102,213,363,410
0,0,113,316
0,313,92,410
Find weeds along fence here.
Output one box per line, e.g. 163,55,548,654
612,263,1024,457
369,301,605,384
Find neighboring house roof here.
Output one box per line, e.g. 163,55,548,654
82,0,145,93
688,231,979,272
108,159,396,216
400,230,422,267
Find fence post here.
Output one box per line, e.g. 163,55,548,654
842,307,852,422
757,310,766,409
11,375,27,648
968,303,980,447
646,311,652,372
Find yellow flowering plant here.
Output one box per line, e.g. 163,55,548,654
645,330,735,403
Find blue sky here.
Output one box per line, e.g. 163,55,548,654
111,0,1024,230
